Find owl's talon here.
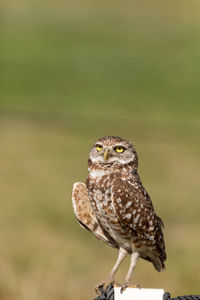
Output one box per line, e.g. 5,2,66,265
94,283,104,295
95,279,118,294
103,281,114,291
120,284,128,294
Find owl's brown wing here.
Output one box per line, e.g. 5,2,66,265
111,176,166,271
72,182,117,248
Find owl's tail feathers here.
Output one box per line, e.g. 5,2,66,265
72,182,118,249
151,257,166,272
140,252,166,272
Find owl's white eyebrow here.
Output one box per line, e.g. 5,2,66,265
114,145,126,148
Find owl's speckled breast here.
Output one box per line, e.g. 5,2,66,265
87,173,113,216
86,169,133,245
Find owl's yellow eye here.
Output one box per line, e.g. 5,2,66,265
114,146,125,153
96,145,103,152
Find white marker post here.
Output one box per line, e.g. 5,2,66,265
114,287,165,300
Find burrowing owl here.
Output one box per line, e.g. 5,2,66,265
72,136,166,290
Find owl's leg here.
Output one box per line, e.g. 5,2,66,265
96,247,128,292
120,251,140,293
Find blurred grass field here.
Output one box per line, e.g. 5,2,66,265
1,0,200,299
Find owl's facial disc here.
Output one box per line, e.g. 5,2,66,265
89,136,138,167
90,143,133,165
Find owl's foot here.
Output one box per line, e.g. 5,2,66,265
95,279,119,294
120,282,140,293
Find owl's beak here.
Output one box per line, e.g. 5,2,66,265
104,149,109,161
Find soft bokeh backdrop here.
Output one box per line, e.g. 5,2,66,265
1,0,200,299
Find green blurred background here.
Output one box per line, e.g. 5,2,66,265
1,0,200,299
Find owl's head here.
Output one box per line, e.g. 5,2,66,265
89,136,138,167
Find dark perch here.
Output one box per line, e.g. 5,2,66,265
93,283,200,300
